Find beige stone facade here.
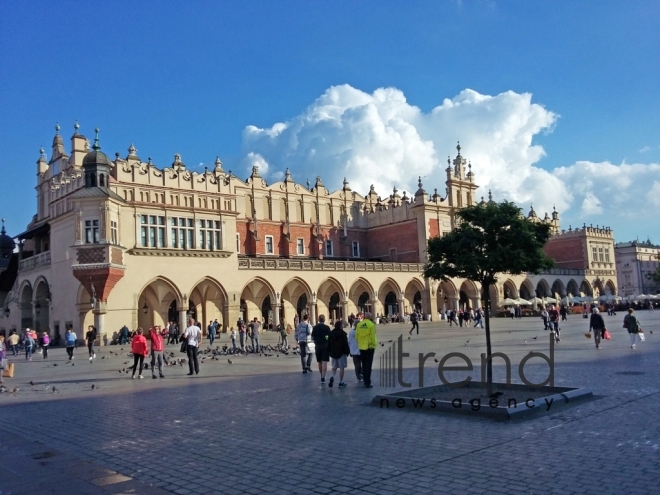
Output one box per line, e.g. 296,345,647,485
615,240,660,297
0,125,617,342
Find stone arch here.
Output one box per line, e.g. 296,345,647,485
34,278,50,334
459,280,479,310
437,280,458,312
502,279,518,300
535,279,551,298
592,279,604,297
137,276,184,330
19,281,33,330
348,277,375,316
605,280,616,296
378,278,402,317
567,279,579,297
551,279,566,298
403,279,425,315
519,279,535,300
317,277,345,322
281,277,313,325
241,277,276,324
189,277,228,333
579,279,593,297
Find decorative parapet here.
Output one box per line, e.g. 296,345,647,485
536,268,617,278
128,248,232,258
72,244,126,269
18,251,51,272
238,257,424,273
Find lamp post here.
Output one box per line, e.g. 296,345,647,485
142,302,148,315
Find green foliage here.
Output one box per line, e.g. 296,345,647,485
424,201,555,288
649,265,660,286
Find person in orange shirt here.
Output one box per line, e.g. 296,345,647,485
130,328,149,379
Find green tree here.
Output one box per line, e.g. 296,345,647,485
648,264,660,287
424,201,555,393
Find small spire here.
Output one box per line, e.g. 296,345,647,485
369,184,375,193
39,146,46,159
343,177,348,187
285,168,292,181
214,156,224,172
488,189,493,202
447,156,451,168
456,141,461,155
1,218,5,235
55,122,60,135
418,176,423,189
393,186,398,195
148,157,152,165
128,143,137,156
92,128,101,151
73,120,80,135
115,152,120,159
306,178,311,190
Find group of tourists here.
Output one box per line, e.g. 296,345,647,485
293,311,376,388
444,308,485,328
588,307,645,350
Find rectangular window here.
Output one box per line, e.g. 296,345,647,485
592,247,598,260
158,227,165,248
605,248,610,263
236,233,240,253
110,220,118,245
598,247,604,262
325,240,333,257
149,226,156,247
85,220,100,244
352,241,360,258
141,226,147,247
297,238,304,255
171,229,178,248
265,235,274,254
197,219,222,251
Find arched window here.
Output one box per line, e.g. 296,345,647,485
298,200,304,223
99,174,105,187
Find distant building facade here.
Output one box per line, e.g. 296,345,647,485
615,240,660,297
0,124,617,341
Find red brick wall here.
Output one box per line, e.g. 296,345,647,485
428,219,439,239
366,220,419,262
543,236,586,269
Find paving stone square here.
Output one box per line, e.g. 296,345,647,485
1,313,659,494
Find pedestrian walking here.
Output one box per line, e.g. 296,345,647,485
623,308,643,349
355,312,377,388
23,330,35,361
119,325,130,345
0,334,6,384
589,308,606,349
348,321,362,381
409,311,419,335
86,325,97,361
40,331,50,359
328,320,350,388
149,326,166,379
207,320,216,346
182,317,202,375
279,322,289,349
295,314,314,373
473,308,484,329
230,327,237,350
7,331,19,356
65,328,76,360
130,327,148,379
311,315,331,384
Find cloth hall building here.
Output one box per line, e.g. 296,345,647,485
0,124,618,343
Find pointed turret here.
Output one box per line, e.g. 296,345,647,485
82,128,113,188
37,146,48,176
213,156,224,174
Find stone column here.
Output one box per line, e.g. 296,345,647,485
31,301,38,332
341,300,349,323
309,302,317,325
273,303,281,327
178,307,187,332
93,302,107,346
225,303,241,332
398,299,405,317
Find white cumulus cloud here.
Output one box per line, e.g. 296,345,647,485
242,84,660,240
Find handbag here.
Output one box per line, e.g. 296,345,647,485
584,333,592,339
603,329,611,340
180,338,188,353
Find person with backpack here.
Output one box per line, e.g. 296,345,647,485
624,308,643,349
311,315,331,384
65,328,77,360
23,330,35,361
409,311,419,335
40,331,50,359
295,314,314,374
328,320,350,388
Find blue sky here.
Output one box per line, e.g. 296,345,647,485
1,1,658,241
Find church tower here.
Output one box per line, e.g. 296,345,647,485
445,142,479,209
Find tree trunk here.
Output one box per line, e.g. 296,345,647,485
483,283,493,396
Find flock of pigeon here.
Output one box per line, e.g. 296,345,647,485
0,342,300,395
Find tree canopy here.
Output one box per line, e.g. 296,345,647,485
424,201,555,287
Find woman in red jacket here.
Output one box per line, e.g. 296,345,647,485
131,328,149,379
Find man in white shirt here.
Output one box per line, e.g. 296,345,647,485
182,317,202,376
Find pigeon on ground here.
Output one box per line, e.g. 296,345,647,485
52,386,58,393
12,387,19,393
30,381,35,386
380,343,384,347
434,358,439,363
53,363,58,367
91,384,96,390
228,359,233,364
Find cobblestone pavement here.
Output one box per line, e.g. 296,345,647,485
1,312,659,494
